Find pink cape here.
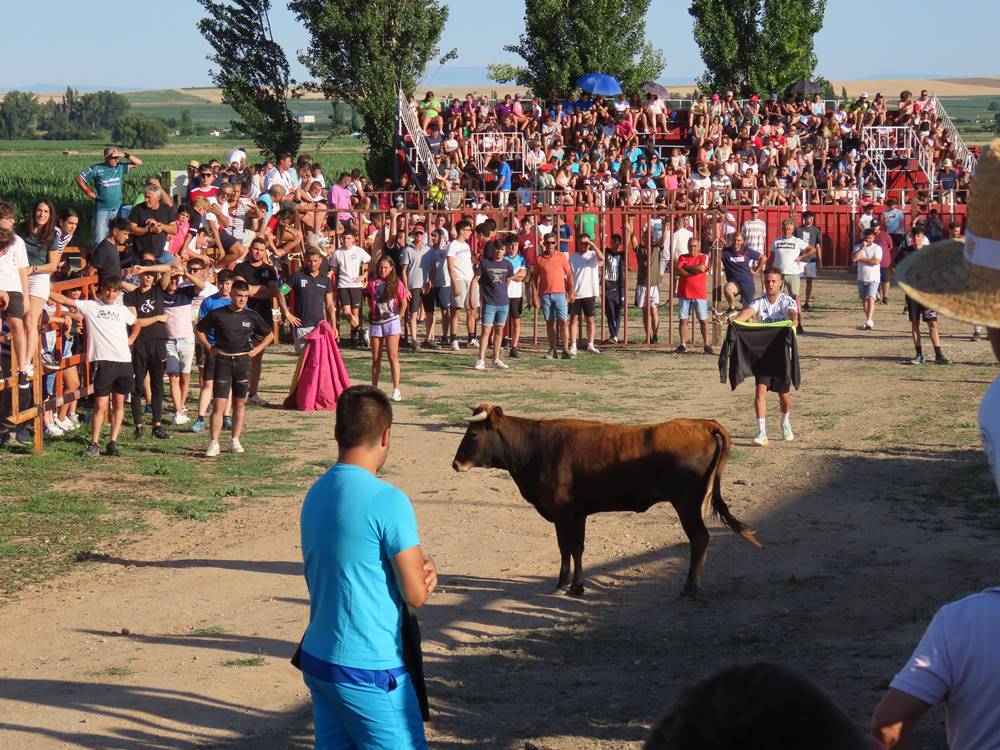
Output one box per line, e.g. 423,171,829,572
283,321,351,411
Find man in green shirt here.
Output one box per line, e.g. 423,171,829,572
76,147,143,248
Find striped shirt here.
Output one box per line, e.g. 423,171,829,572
741,219,767,255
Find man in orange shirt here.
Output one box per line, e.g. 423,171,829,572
534,232,575,359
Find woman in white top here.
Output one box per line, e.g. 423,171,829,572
21,199,62,376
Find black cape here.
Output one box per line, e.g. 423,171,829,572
718,320,800,391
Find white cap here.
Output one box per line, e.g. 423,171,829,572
860,91,869,98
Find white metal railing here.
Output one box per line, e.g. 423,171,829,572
398,89,439,183
933,98,978,175
468,131,527,174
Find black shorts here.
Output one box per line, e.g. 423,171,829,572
569,297,596,317
879,266,892,284
906,297,938,323
195,340,207,369
420,289,436,314
203,351,218,382
91,361,135,397
3,290,25,319
508,297,523,319
337,287,363,308
755,375,791,394
211,354,252,400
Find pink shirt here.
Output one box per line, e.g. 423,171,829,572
328,184,353,221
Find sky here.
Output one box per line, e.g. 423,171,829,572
2,0,998,90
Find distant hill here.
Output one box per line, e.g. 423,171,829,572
0,84,145,94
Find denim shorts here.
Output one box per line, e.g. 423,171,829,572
540,292,568,321
857,280,879,300
481,303,509,327
678,297,709,321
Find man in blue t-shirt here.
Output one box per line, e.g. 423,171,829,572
721,232,762,315
76,147,143,248
495,155,512,208
299,386,437,749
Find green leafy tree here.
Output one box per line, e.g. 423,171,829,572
689,0,826,97
988,100,1000,112
112,114,169,149
197,0,301,159
290,0,448,178
488,0,664,96
77,91,131,130
333,100,352,129
179,109,196,136
0,91,40,139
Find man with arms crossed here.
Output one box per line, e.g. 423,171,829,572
278,248,337,353
51,277,163,458
733,269,800,446
853,229,883,330
446,220,476,350
195,280,274,457
535,231,575,359
331,229,371,348
299,385,437,750
768,218,815,334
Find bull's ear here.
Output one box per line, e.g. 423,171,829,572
489,406,504,420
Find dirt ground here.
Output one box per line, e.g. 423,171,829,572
1,277,998,749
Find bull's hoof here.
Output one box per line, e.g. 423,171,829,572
553,582,571,594
566,583,585,597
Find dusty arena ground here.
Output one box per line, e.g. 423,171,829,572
1,276,998,749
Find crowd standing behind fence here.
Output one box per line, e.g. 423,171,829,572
0,86,977,453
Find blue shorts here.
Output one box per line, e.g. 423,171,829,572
481,303,509,327
434,286,453,309
857,280,879,300
304,671,427,750
679,297,709,321
540,293,568,321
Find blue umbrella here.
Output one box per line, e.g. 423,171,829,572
576,72,622,97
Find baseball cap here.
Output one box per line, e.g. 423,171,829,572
750,95,759,102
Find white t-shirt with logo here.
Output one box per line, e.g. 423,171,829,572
0,236,29,293
771,235,810,275
76,299,137,363
748,293,798,323
569,249,602,299
447,240,474,282
332,246,371,289
854,242,883,283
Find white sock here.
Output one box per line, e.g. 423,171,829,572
781,412,790,428
757,418,766,434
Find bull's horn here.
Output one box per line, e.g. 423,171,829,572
467,411,489,422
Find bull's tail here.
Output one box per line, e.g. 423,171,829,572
704,424,764,550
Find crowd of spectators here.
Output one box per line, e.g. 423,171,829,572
402,87,973,210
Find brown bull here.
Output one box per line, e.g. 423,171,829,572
452,404,763,597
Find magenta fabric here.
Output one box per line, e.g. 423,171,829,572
283,320,351,411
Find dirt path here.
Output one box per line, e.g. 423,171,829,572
1,278,998,749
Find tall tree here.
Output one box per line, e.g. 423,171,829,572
488,0,665,96
689,0,826,97
0,91,40,139
290,0,448,178
197,0,301,159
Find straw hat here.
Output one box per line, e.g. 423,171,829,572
896,139,1000,327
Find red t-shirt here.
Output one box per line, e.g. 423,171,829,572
875,230,894,267
676,253,709,299
519,231,538,267
535,251,571,294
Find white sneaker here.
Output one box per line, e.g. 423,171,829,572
44,423,65,438
23,363,35,378
229,437,245,454
247,393,270,407
172,412,190,426
468,337,479,348
611,336,619,344
492,358,509,369
362,329,370,347
67,413,81,428
752,432,769,447
205,440,221,457
569,343,578,355
867,319,875,329
451,339,460,351
782,423,795,442
587,343,601,354
391,388,402,402
474,359,486,370
56,417,75,432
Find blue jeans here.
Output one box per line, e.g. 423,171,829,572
481,303,509,327
304,671,427,750
540,293,568,321
93,206,120,247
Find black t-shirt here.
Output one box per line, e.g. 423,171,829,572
384,243,405,276
124,284,167,340
196,305,271,353
287,270,333,327
91,239,122,280
234,260,278,319
130,202,177,255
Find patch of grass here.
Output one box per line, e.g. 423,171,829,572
89,666,137,678
191,624,227,635
221,652,266,667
